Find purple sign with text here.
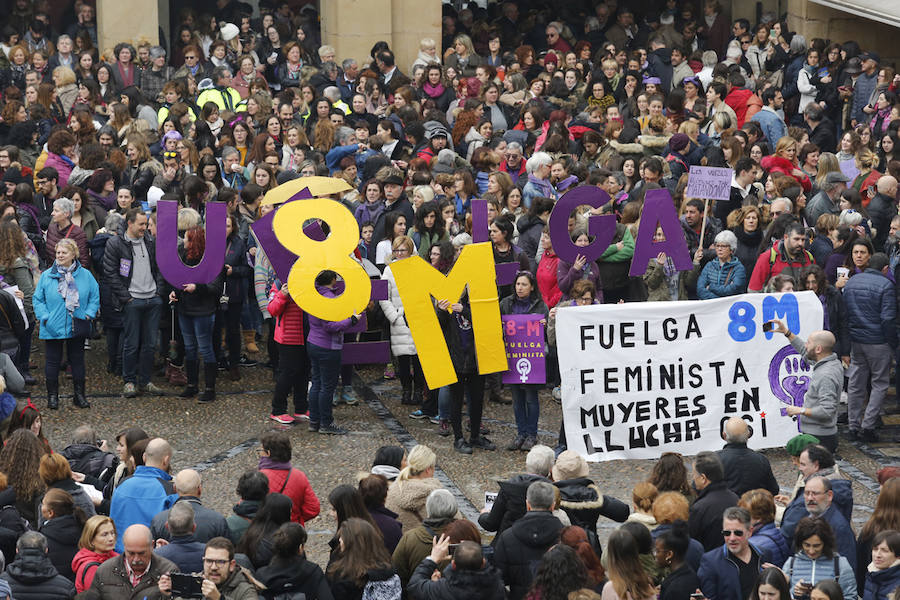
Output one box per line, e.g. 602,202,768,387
501,313,546,385
156,200,228,287
628,189,694,276
685,166,733,201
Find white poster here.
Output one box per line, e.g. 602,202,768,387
556,292,824,461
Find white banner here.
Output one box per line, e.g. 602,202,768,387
557,292,824,461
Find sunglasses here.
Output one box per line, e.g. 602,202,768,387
721,530,745,537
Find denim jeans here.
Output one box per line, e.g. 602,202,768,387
511,384,540,437
178,313,216,363
307,342,341,426
122,296,162,385
272,343,309,415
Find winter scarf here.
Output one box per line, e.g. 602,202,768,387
56,261,80,314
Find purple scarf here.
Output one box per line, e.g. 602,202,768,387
423,81,445,98
258,456,292,471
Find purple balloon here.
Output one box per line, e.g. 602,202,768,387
628,188,693,276
548,186,616,263
156,200,227,287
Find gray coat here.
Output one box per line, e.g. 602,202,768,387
789,336,842,436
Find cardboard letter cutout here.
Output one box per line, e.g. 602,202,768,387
156,200,227,286
391,242,507,388
629,188,693,276
549,186,616,263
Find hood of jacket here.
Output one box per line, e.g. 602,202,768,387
40,513,82,545
556,478,604,507
640,134,670,149
610,140,645,155
511,510,565,548
516,213,545,235
7,548,61,583
389,477,443,511
444,563,506,599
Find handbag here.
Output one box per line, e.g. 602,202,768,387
73,316,92,338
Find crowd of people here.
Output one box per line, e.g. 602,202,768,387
0,418,892,600
0,0,896,597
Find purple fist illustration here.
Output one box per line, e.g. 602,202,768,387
768,345,811,416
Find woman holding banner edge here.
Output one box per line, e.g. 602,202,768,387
499,271,549,452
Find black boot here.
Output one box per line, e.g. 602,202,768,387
401,386,414,405
199,362,217,403
73,380,90,408
180,360,199,397
47,378,59,410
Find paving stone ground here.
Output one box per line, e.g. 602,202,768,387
37,336,895,568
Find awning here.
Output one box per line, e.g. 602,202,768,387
809,0,900,28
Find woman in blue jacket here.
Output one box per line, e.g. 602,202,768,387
696,230,748,299
783,517,857,600
864,530,900,600
33,238,99,410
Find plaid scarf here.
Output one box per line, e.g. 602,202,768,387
56,261,80,314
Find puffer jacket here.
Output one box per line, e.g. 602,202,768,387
267,283,304,345
477,473,550,539
864,562,900,600
43,152,74,188
493,510,565,600
843,268,898,346
379,264,415,356
554,477,630,534
749,522,791,567
408,558,507,600
515,214,545,261
385,477,444,532
33,260,100,339
71,548,117,593
760,155,812,192
783,551,857,600
697,257,747,298
41,513,82,581
0,548,76,599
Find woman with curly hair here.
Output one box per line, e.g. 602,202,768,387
559,525,606,591
648,452,694,500
526,544,595,600
167,227,225,403
0,428,48,524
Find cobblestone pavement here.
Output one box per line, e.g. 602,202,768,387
36,336,896,567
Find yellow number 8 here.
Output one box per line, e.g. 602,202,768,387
271,198,370,321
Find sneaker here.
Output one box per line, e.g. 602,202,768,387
217,359,229,371
383,364,396,380
454,438,473,454
141,382,165,396
437,419,451,436
507,435,525,451
308,422,320,432
83,339,91,350
293,412,310,421
551,386,562,403
521,435,537,451
333,387,345,407
428,415,441,425
470,436,497,451
238,354,258,367
269,414,295,425
342,389,359,405
123,382,138,398
409,409,428,420
319,423,348,435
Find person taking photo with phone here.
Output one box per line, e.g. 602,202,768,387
158,537,258,599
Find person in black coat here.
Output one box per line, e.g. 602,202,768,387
656,520,701,600
688,451,740,551
717,417,780,497
408,537,506,600
0,531,77,599
868,181,899,253
516,198,554,262
478,446,554,542
552,450,630,539
256,523,333,600
358,475,402,554
39,489,87,582
493,481,565,600
213,215,250,380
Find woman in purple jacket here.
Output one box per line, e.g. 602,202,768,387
306,270,358,435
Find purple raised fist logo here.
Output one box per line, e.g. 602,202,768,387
768,345,810,416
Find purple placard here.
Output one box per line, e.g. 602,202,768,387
501,314,546,384
471,199,489,243
629,189,694,276
156,200,227,287
685,166,733,201
342,340,391,364
548,186,616,263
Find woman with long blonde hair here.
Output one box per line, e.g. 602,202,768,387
384,444,442,531
603,528,657,600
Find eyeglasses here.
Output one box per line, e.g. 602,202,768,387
721,530,745,537
576,296,593,304
203,558,229,566
184,55,197,61
804,489,826,497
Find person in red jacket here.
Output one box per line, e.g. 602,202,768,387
257,431,320,526
724,73,762,128
748,222,815,292
761,137,812,193
267,282,308,424
535,227,562,308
